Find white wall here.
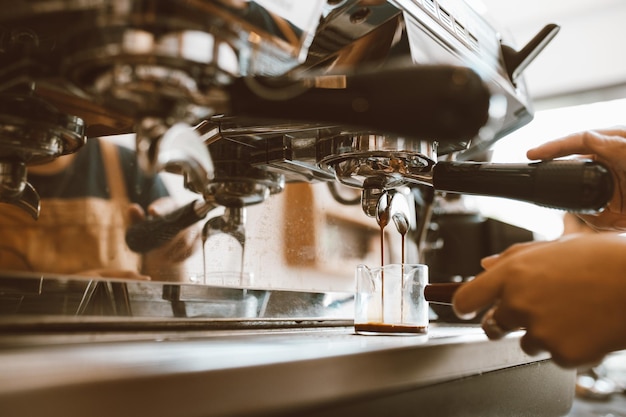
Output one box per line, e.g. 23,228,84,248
478,0,626,101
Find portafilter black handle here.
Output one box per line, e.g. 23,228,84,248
227,65,490,142
432,159,614,213
125,200,211,253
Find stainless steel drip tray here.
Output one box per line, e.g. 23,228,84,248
0,316,355,348
0,270,353,320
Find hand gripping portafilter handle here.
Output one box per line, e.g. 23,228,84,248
432,159,614,213
227,65,491,142
125,200,210,253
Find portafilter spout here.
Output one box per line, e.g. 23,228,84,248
374,189,412,236
201,206,248,284
203,206,246,248
126,119,286,254
0,162,40,219
367,186,418,266
320,132,437,225
0,89,86,219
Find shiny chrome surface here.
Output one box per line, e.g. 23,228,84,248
138,120,215,193
0,271,350,320
0,1,562,293
0,92,85,161
319,133,437,189
205,115,339,184
0,172,40,220
0,0,546,221
0,0,327,216
0,90,85,217
205,125,287,207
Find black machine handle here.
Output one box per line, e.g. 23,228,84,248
432,159,614,213
125,200,209,253
423,282,464,305
227,65,491,142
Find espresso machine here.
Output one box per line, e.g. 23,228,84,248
0,1,614,416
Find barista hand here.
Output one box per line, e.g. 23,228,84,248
452,232,626,368
128,197,201,263
527,126,626,231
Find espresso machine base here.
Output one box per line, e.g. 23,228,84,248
0,324,574,417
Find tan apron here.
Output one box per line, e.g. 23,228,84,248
0,140,141,274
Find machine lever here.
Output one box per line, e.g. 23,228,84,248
125,200,216,253
501,23,560,82
432,159,614,213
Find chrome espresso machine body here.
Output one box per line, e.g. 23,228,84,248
0,2,614,416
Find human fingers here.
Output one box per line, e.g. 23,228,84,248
480,240,549,270
452,269,502,318
454,234,572,318
480,254,500,269
455,240,550,318
527,129,626,225
146,197,178,217
520,332,546,356
481,306,509,340
481,302,527,340
526,128,626,161
550,351,606,370
526,131,594,161
127,203,146,224
160,226,201,262
129,198,179,224
522,332,606,368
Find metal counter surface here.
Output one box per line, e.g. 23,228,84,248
0,323,575,417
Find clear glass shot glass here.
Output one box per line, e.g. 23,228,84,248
354,263,429,335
